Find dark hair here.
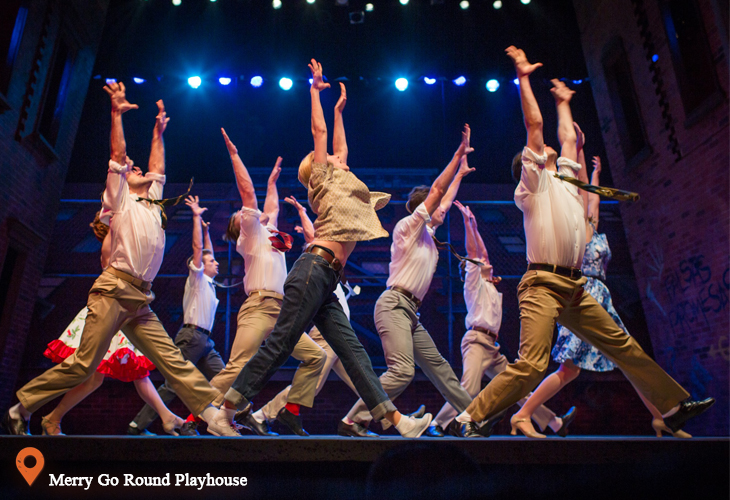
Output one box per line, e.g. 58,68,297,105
224,211,240,243
187,249,214,267
406,185,430,214
90,211,109,243
511,152,523,184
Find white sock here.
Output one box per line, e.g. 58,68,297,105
342,417,355,425
395,415,414,434
252,410,265,424
455,411,472,424
128,421,139,429
200,405,219,423
548,417,563,432
663,405,680,418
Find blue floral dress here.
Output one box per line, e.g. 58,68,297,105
551,225,627,371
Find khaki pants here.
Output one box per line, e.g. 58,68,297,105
17,271,220,416
466,270,690,421
434,329,556,430
210,294,325,407
260,325,358,421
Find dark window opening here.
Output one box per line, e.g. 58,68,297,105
0,1,26,96
0,246,27,350
38,39,73,147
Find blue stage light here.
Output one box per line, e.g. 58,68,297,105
453,76,466,86
219,77,232,86
250,76,263,87
513,78,519,85
423,77,436,85
520,0,531,4
187,76,202,89
365,3,374,11
399,0,409,5
395,78,409,91
493,0,502,9
652,54,659,62
105,78,117,85
279,77,293,90
572,79,583,85
172,0,181,5
460,1,469,9
273,0,282,8
133,77,145,84
309,78,313,85
486,79,500,92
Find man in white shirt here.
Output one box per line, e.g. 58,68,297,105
457,47,711,437
205,130,325,437
3,82,221,435
340,125,481,437
128,195,225,436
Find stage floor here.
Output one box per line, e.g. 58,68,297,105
2,435,728,499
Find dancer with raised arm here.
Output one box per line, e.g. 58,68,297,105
2,82,222,435
210,60,432,438
453,47,713,438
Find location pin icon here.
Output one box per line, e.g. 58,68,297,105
16,447,44,486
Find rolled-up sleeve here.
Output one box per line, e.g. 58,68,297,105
145,172,166,200
393,202,430,249
104,160,130,213
520,147,549,194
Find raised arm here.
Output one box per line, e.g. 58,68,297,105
103,81,138,165
333,82,348,165
588,156,602,227
574,122,590,216
454,201,478,259
440,152,476,214
185,195,208,270
472,215,491,265
148,100,169,175
309,59,331,165
423,124,473,216
221,128,257,210
202,219,213,252
551,79,577,162
263,156,283,226
506,46,544,155
285,196,315,244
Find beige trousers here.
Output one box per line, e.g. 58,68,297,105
260,325,358,421
17,271,220,416
466,270,690,421
210,294,325,407
434,329,556,430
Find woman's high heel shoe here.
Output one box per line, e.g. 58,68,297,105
510,415,546,439
41,416,65,436
652,418,692,439
162,416,184,436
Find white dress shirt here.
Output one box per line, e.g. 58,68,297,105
463,262,503,335
104,160,167,282
235,206,287,296
514,147,585,269
182,260,219,331
386,203,439,301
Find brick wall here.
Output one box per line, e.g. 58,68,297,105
0,0,109,409
573,0,729,435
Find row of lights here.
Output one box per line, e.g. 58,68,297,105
166,0,533,9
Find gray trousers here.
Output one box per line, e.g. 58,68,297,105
132,326,225,429
433,329,556,430
345,289,472,425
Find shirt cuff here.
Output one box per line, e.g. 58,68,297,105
99,207,112,226
108,159,129,174
145,172,166,184
522,146,548,165
557,157,581,172
413,202,432,224
188,260,204,273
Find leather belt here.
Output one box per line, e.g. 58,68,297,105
470,326,498,341
527,263,582,280
388,286,422,309
247,290,284,301
105,267,152,291
182,324,211,336
306,245,343,274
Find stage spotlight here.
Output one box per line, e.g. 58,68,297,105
395,78,409,91
520,0,531,4
279,77,293,90
250,76,263,87
486,79,500,92
572,79,583,85
400,0,409,5
172,0,181,5
105,78,116,85
219,77,232,86
493,0,502,9
460,1,469,9
307,0,315,4
365,3,374,11
453,76,466,86
423,77,437,85
513,78,519,85
349,11,364,24
187,76,202,89
133,77,145,84
652,54,658,62
273,0,282,8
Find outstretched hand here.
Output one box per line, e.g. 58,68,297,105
458,154,476,178
592,156,602,176
550,79,575,104
221,128,238,156
505,46,543,78
574,122,585,151
285,196,306,212
309,59,330,91
335,82,347,113
269,156,283,185
103,81,139,114
185,195,208,217
201,219,210,233
154,100,170,135
457,123,475,156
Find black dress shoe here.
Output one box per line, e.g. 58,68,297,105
126,425,156,436
179,421,200,436
240,413,278,436
664,398,715,433
409,405,426,419
555,406,577,437
338,420,379,437
2,410,30,436
478,409,508,437
276,408,309,436
461,422,482,438
424,425,445,437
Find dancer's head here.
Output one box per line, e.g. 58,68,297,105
298,151,315,188
188,249,218,278
406,185,429,214
224,211,240,244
